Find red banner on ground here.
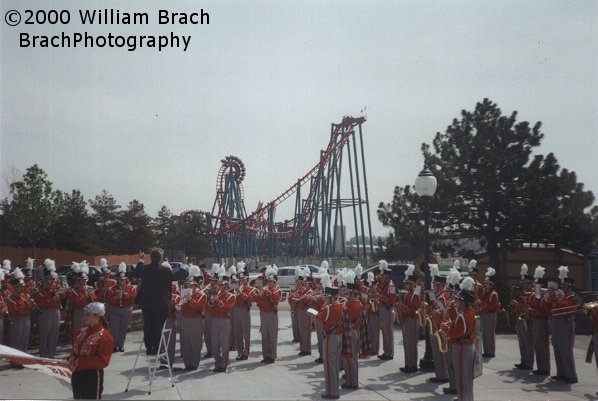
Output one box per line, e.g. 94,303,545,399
0,345,72,382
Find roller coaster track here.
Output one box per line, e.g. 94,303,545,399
214,116,365,238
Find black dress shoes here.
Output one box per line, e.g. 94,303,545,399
203,353,212,359
341,384,358,389
429,377,449,383
442,387,457,394
212,367,226,373
314,357,323,363
298,351,312,356
482,353,495,358
532,370,550,376
377,354,393,360
321,394,339,399
400,366,418,373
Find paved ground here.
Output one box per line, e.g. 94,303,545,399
1,305,597,400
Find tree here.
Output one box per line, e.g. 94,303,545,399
176,210,213,260
153,205,176,252
3,165,61,258
50,189,98,253
119,199,154,253
89,190,122,254
419,98,595,285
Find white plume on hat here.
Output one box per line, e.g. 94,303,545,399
404,264,415,280
13,267,25,280
345,270,355,285
320,271,332,288
118,262,127,275
319,260,329,274
453,260,461,270
71,262,81,273
44,258,53,268
2,259,11,271
298,265,309,278
271,264,278,276
460,276,476,292
468,259,477,271
448,269,461,286
189,264,202,278
354,263,363,278
485,267,496,278
557,266,569,283
162,261,172,269
0,270,5,281
533,266,545,281
26,258,35,270
379,260,389,271
45,260,56,273
217,264,226,278
229,265,237,277
429,264,439,278
337,269,346,286
520,263,528,279
367,271,375,285
237,261,246,271
99,258,108,268
211,263,220,275
79,261,89,277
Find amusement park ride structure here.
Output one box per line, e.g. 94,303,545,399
206,116,374,259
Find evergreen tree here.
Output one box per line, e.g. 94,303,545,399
89,190,122,254
120,199,154,253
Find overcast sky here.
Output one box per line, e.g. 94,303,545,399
1,0,596,239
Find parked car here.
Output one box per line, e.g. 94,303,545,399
249,264,320,290
360,262,414,289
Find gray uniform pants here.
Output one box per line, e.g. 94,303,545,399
204,314,212,355
552,317,577,380
367,313,380,355
297,308,312,353
451,343,475,401
108,306,133,349
402,316,418,367
315,320,324,358
72,309,85,334
160,316,177,366
532,318,550,372
448,345,457,390
232,306,251,357
379,306,394,357
515,318,534,367
342,329,359,387
10,316,30,352
211,317,231,369
260,311,278,360
291,309,300,341
38,308,60,358
481,312,497,355
180,315,203,368
430,328,449,379
323,333,342,397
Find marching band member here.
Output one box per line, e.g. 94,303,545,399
467,259,485,301
7,268,37,367
68,302,114,400
444,276,477,401
233,261,254,361
34,260,66,358
377,260,397,361
309,274,327,364
547,267,578,384
206,269,236,372
342,271,361,390
528,266,551,376
94,258,116,308
295,266,313,356
106,262,137,353
587,301,598,369
255,265,282,364
428,267,450,383
317,280,343,400
289,272,301,343
353,263,371,359
512,265,534,370
397,264,420,372
479,267,500,358
67,261,96,335
203,263,221,359
443,268,462,395
177,265,207,371
365,271,380,356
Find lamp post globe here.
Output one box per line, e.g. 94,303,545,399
415,164,436,371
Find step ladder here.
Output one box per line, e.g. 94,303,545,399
125,323,176,395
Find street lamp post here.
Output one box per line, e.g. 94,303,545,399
414,164,437,371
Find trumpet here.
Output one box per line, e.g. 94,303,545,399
176,295,191,311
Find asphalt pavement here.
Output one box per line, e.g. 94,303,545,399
1,304,596,401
